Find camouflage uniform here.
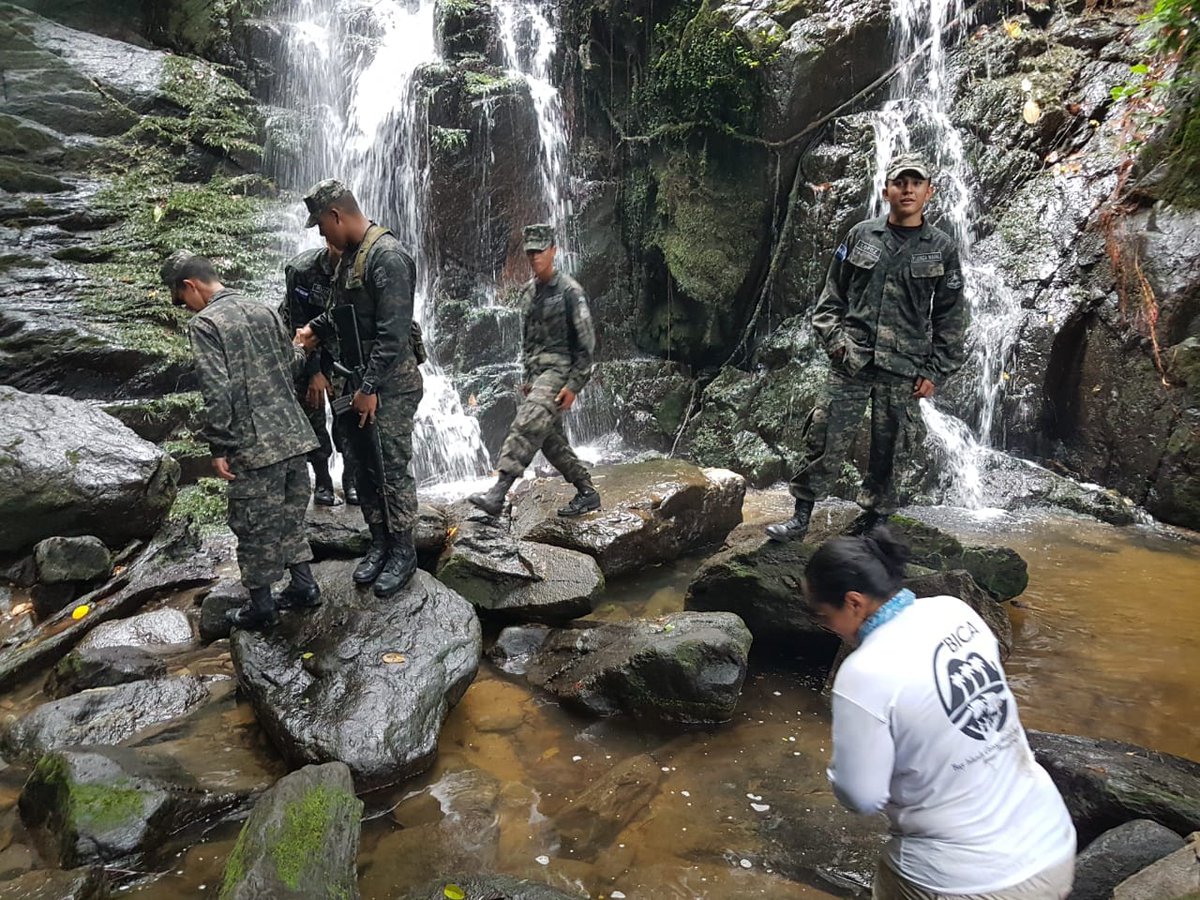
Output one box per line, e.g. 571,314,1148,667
308,227,423,533
188,289,318,589
496,268,596,484
790,214,967,514
284,248,358,483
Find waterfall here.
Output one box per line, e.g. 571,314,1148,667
869,0,1025,508
271,0,491,486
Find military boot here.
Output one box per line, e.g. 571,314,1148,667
226,586,278,631
847,509,890,536
342,471,359,506
277,561,321,610
373,531,417,598
765,500,814,543
312,460,340,507
468,472,516,517
353,521,389,584
557,479,601,517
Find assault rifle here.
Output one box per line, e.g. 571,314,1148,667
329,304,391,530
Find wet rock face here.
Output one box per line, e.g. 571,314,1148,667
1028,731,1200,846
589,359,696,452
18,746,240,869
32,536,111,584
44,646,168,699
437,519,604,622
0,386,179,556
404,874,585,900
219,762,362,900
306,502,449,570
490,611,753,724
0,866,108,900
77,608,195,651
231,565,481,789
510,460,745,578
1112,834,1200,900
1071,820,1186,900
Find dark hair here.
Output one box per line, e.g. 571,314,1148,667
804,526,909,608
329,192,362,217
167,255,219,290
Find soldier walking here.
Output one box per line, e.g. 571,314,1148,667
294,180,425,598
162,252,320,629
469,224,601,518
284,240,360,507
766,153,967,542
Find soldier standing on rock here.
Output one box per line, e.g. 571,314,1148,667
162,251,321,630
284,239,360,507
469,224,601,518
293,180,425,598
766,153,967,543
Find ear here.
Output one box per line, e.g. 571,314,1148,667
844,590,871,615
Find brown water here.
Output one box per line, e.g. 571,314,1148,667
6,493,1200,897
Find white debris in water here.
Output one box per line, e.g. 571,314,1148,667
612,893,627,899
751,802,770,813
572,755,582,762
740,859,753,869
680,790,690,797
535,855,550,865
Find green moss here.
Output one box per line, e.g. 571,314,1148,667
270,784,361,891
169,477,229,532
463,70,523,97
218,817,250,900
69,781,148,833
430,127,469,155
64,449,81,467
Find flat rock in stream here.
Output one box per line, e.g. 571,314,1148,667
1113,833,1200,900
489,611,752,724
0,867,108,900
306,502,449,569
44,645,168,699
436,519,604,622
509,460,745,577
1071,819,1185,900
219,762,362,900
231,564,481,788
77,608,195,651
1028,731,1200,844
19,746,241,869
403,875,585,900
0,676,218,761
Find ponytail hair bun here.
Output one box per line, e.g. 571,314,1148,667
804,525,910,609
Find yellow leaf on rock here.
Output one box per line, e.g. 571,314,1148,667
152,204,165,223
1003,19,1022,38
1023,98,1042,124
71,604,90,620
444,886,466,900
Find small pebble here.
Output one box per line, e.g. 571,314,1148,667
740,858,753,869
535,855,550,865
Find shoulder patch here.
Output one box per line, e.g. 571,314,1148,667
945,270,963,290
835,243,848,261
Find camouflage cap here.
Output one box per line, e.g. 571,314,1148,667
159,249,195,286
303,178,352,228
523,223,555,252
885,152,933,182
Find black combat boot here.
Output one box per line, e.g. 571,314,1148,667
226,586,278,631
847,509,890,536
342,472,359,506
468,472,516,517
277,561,321,610
765,499,814,543
373,532,417,598
557,479,601,517
353,521,389,584
312,461,340,507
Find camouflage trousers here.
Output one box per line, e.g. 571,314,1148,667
788,366,922,515
341,381,423,534
497,370,591,485
299,377,359,482
227,454,312,590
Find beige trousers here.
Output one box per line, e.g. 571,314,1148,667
872,855,1075,900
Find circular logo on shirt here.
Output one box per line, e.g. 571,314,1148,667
934,645,1009,742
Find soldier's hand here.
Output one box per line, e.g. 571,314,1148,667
307,372,333,408
294,325,319,351
555,387,577,411
913,377,936,399
212,457,236,481
352,390,378,428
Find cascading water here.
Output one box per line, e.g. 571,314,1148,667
271,0,491,486
869,0,1026,508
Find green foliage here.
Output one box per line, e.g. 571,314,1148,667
169,478,229,532
635,1,782,136
430,127,470,155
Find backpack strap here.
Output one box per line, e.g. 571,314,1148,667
347,223,392,288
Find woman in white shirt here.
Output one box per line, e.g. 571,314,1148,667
806,528,1076,900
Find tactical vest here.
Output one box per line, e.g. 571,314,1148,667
343,224,427,365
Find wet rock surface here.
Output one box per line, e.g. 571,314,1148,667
43,645,168,699
18,746,240,868
1028,731,1200,845
219,761,362,900
490,611,752,724
231,564,481,788
32,536,111,584
306,502,449,570
1070,819,1185,900
0,387,179,556
0,866,108,900
511,460,745,578
436,519,604,622
1112,833,1200,900
77,608,194,651
403,874,586,900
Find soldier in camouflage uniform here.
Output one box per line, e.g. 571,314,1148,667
767,153,967,542
162,252,321,629
284,241,360,507
294,180,425,598
468,223,601,518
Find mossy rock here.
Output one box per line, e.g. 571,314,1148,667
168,477,229,533
885,515,1029,600
0,159,72,193
219,762,363,900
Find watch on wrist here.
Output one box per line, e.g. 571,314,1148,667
358,381,377,396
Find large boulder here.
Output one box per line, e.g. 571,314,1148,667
231,564,481,788
883,516,1029,601
489,611,753,724
218,762,362,900
1028,731,1200,845
436,519,604,622
19,746,240,869
1,676,218,761
403,875,585,900
77,608,194,652
44,646,168,699
306,502,449,569
33,536,111,584
511,460,745,578
1113,833,1200,900
1071,820,1185,900
0,387,179,555
0,867,108,899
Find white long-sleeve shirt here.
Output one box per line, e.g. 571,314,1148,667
828,594,1076,893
